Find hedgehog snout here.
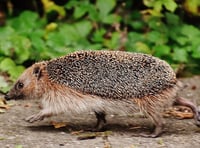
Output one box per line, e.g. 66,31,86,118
4,90,24,100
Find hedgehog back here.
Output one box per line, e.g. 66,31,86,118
47,51,177,99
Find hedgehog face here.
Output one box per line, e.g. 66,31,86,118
5,62,47,100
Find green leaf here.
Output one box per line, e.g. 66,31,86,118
9,65,25,80
102,14,121,24
146,31,167,44
153,45,171,57
165,12,180,25
0,26,16,56
183,0,200,16
73,1,93,19
129,21,145,31
10,11,39,35
135,42,151,54
0,58,24,80
46,32,68,52
192,45,200,59
0,58,15,72
92,28,106,42
65,0,78,9
144,0,177,12
127,32,145,43
175,37,188,45
96,0,116,18
59,24,79,43
0,26,15,39
74,6,87,19
88,7,100,21
104,32,121,49
181,24,200,39
0,76,10,93
0,40,13,56
163,0,177,12
172,48,188,62
10,36,31,64
74,21,92,37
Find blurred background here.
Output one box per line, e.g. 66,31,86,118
1,0,200,93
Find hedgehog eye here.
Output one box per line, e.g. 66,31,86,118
16,82,24,90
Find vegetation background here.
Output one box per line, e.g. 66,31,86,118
0,0,200,93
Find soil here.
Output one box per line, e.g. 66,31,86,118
0,76,200,148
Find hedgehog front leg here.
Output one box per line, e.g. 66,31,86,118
25,109,52,123
94,111,107,130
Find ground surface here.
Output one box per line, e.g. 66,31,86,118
0,76,200,148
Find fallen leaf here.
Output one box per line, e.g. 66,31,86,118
0,97,10,110
51,121,68,128
0,109,6,113
76,131,113,140
157,138,164,145
191,85,196,90
77,133,96,140
0,97,6,105
70,130,84,135
163,106,193,119
24,103,32,107
0,137,5,140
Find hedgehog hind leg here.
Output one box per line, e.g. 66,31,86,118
134,98,165,137
144,111,164,138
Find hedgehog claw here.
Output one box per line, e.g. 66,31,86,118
25,113,45,123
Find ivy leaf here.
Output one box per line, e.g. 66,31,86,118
0,58,25,81
74,21,92,37
175,37,188,46
92,28,106,42
88,6,100,21
172,48,188,62
163,0,177,12
183,0,200,16
181,24,200,39
102,14,121,24
166,12,180,25
191,45,200,59
9,65,25,80
96,0,116,18
73,2,92,19
153,45,171,57
104,32,121,49
46,32,68,55
0,58,16,72
10,36,31,64
0,26,15,39
135,42,151,54
0,76,10,93
10,11,39,35
74,6,88,19
59,25,79,43
146,31,167,44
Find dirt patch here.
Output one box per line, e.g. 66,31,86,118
0,76,200,148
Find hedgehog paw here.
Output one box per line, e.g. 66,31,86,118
25,113,45,123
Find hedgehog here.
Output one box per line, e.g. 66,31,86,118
5,50,200,137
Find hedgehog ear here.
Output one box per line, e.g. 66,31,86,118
33,66,42,80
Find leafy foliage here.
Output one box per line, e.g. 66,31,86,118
1,0,200,92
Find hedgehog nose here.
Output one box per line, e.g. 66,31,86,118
4,93,11,100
